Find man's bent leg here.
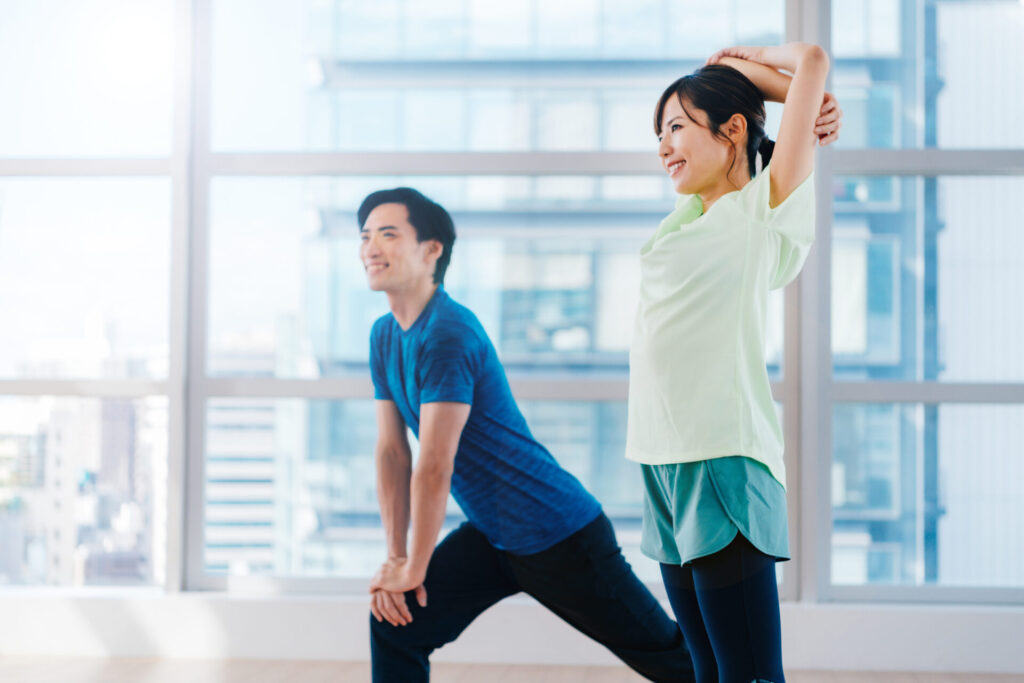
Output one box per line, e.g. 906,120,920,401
507,513,695,683
370,522,519,683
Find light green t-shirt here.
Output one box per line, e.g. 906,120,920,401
625,165,815,487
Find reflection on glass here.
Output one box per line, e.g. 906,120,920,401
832,0,1024,149
210,176,785,378
832,403,1024,588
833,176,1024,382
0,397,167,586
212,0,783,152
0,179,171,379
203,399,663,580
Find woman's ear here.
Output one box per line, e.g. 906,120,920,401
724,113,747,143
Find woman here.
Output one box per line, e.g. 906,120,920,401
625,43,840,683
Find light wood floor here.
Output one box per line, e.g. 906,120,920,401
0,658,1021,682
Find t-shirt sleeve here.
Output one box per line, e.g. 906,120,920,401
742,165,817,290
369,320,393,401
417,326,479,405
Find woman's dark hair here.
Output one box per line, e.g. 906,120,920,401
653,64,773,179
357,187,456,285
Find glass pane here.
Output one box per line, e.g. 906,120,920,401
0,179,170,379
0,0,173,156
211,0,784,152
0,396,167,587
210,176,785,379
832,403,1024,588
204,399,661,579
832,176,1024,382
832,0,1024,149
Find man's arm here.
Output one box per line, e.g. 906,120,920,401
375,399,412,561
370,401,470,594
370,399,418,627
407,401,471,578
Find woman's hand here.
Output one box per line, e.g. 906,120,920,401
707,45,766,66
815,92,842,146
709,47,842,147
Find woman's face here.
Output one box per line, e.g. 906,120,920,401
657,95,734,196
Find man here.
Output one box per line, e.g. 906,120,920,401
360,187,694,682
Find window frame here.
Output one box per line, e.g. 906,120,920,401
2,0,1022,604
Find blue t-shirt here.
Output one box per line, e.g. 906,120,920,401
369,288,602,555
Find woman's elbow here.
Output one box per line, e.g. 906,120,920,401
800,44,829,71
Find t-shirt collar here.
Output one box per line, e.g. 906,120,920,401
399,286,445,336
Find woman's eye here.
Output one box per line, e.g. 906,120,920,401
671,123,682,132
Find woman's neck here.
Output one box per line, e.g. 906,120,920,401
698,165,752,212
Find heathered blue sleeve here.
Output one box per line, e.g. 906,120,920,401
418,324,478,405
369,318,393,401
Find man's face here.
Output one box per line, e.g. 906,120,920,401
359,202,440,293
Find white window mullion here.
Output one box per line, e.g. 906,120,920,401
165,0,196,596
832,382,1024,404
828,584,1024,605
801,0,834,605
834,149,1024,177
208,151,660,176
185,0,220,592
0,380,167,397
198,376,787,405
0,159,172,177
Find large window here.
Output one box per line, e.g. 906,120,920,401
190,0,792,593
0,0,174,587
824,0,1024,597
0,0,173,157
2,0,1021,605
0,397,167,586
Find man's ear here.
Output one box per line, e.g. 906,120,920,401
424,239,443,263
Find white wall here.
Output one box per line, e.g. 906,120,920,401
1,593,1022,674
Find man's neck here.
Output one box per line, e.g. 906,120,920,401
387,282,440,331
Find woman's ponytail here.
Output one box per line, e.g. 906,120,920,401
758,136,775,171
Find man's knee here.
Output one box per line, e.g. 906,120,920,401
369,612,445,654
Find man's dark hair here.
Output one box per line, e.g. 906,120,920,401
357,187,456,285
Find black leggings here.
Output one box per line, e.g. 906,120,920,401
660,533,785,683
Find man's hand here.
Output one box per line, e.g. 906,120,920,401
815,92,842,146
369,558,427,626
370,587,425,627
371,556,426,594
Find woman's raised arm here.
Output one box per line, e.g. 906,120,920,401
709,43,830,207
